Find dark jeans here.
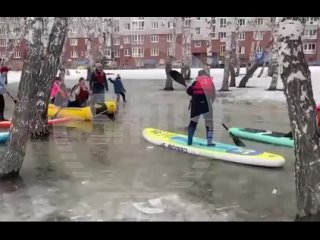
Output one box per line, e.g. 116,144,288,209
0,94,6,120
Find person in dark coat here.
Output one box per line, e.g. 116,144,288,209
89,63,108,103
186,70,216,146
0,69,8,121
108,74,126,103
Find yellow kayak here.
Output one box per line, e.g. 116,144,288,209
48,101,117,121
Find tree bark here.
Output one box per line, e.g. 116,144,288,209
220,32,231,91
235,20,241,77
229,63,236,87
181,18,191,80
257,60,266,78
278,18,320,221
29,17,69,140
229,30,237,87
204,17,213,75
164,18,177,91
268,59,279,90
0,18,45,178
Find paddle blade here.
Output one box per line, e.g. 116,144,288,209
169,70,187,87
221,123,246,147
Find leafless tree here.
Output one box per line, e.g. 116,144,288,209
278,17,320,221
164,17,178,91
0,17,68,178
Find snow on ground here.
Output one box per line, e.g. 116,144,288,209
7,66,320,103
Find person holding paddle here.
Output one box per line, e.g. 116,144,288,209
186,70,216,146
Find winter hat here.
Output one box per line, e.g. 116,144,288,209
198,70,208,77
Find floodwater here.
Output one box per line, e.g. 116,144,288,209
0,79,296,221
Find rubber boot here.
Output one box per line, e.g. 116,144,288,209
187,121,197,145
206,127,215,146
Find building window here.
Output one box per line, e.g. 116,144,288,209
256,18,264,26
12,17,19,22
131,18,144,31
114,37,120,45
168,22,175,29
114,26,120,32
238,18,246,26
151,22,159,29
124,36,131,44
13,39,20,47
0,40,7,47
256,46,262,54
69,27,76,34
85,39,89,45
303,43,316,54
0,52,4,57
132,17,144,20
304,29,317,38
167,35,173,42
196,17,201,20
211,17,216,25
219,32,226,39
70,39,78,46
106,49,111,58
13,51,21,59
184,18,191,27
195,41,201,47
255,31,264,40
0,28,6,35
309,17,318,25
196,28,201,34
220,18,226,28
151,48,159,56
239,32,245,40
150,35,159,43
0,18,5,23
238,46,245,54
220,45,226,54
124,23,131,30
132,47,144,57
132,35,144,44
114,50,120,58
124,49,130,56
167,48,171,56
71,51,78,59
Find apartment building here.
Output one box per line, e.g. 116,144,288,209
1,17,319,70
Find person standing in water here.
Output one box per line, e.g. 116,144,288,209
108,74,126,103
186,70,216,146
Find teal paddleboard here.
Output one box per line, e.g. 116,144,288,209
229,127,293,147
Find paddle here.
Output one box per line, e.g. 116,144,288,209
221,123,246,147
6,91,17,104
283,131,292,138
169,70,187,87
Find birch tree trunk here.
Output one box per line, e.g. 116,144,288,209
164,17,177,91
29,17,68,139
204,17,213,76
229,28,237,87
181,18,191,80
220,31,231,91
268,18,281,90
278,18,320,221
0,18,45,178
235,18,241,77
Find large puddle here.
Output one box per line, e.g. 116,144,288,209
0,79,296,221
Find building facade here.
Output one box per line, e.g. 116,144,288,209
1,17,320,70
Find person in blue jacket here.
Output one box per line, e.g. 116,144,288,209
108,74,127,103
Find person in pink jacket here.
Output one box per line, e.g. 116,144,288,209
50,77,61,103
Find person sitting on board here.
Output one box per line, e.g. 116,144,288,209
50,77,62,103
0,69,8,121
186,69,216,146
108,74,127,103
68,77,89,107
54,83,69,107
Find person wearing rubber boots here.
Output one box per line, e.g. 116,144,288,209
186,70,216,146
